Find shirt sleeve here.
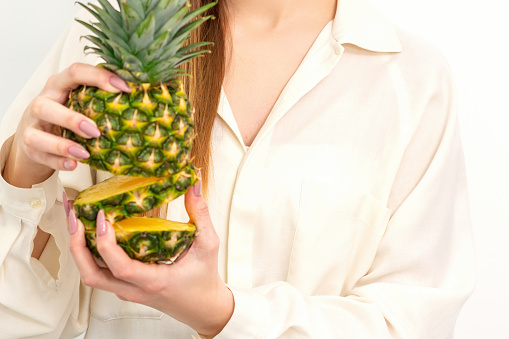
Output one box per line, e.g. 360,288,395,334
0,9,97,338
215,56,475,339
0,136,89,338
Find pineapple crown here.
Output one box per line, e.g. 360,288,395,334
77,0,215,85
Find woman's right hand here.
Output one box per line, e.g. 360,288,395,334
2,63,131,188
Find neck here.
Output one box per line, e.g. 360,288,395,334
225,0,337,29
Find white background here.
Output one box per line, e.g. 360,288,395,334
0,1,508,338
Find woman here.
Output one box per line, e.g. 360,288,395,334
0,0,475,338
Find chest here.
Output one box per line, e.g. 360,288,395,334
223,25,326,146
210,46,418,290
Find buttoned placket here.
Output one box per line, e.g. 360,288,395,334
222,23,345,288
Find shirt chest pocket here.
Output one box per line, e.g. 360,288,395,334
90,289,164,321
287,179,390,296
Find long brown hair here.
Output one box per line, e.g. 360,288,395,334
186,0,228,196
141,1,228,219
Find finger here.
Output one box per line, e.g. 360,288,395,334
25,128,90,161
68,209,140,295
42,63,131,103
184,178,219,252
63,193,71,217
94,210,159,286
24,144,78,172
24,127,89,171
30,96,100,139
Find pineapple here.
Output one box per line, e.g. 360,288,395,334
63,0,214,177
65,0,214,263
86,217,197,263
73,165,199,228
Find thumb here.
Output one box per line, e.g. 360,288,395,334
184,178,219,249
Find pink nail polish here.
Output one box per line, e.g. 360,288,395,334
68,145,90,159
68,209,78,235
63,159,75,171
63,191,70,217
192,173,202,197
97,210,107,237
79,120,101,138
109,75,131,92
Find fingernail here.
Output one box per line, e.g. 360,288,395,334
63,159,75,171
63,191,70,216
192,171,202,197
68,145,90,159
79,120,101,138
68,209,78,235
97,210,107,237
109,75,131,92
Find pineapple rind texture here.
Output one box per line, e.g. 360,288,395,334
85,217,196,264
64,83,194,177
73,164,199,229
65,0,215,263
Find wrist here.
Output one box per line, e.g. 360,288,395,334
2,136,55,188
196,282,235,338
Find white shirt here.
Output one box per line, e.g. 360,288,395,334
0,0,475,338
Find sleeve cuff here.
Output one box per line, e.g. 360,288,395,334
0,135,62,225
214,286,269,339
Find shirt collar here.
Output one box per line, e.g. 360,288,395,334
332,0,402,53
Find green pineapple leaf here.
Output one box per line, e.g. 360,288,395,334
154,5,189,39
129,12,156,53
167,2,216,40
152,0,188,32
75,19,107,40
96,0,123,26
120,2,143,36
75,0,216,85
122,54,144,73
141,29,171,61
125,0,146,17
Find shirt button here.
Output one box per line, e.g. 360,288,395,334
334,46,343,55
29,198,42,209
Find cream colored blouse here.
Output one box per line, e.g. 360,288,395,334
0,0,475,338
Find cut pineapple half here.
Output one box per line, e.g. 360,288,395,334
75,176,164,205
73,165,199,229
85,217,196,264
114,217,196,233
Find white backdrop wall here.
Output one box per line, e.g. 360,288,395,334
1,1,508,338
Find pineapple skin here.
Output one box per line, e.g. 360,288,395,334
63,0,215,262
72,164,199,229
63,82,194,177
85,218,196,264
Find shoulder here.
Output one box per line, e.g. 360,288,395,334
390,26,455,90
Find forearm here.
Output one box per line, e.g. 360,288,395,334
2,134,56,188
187,282,234,338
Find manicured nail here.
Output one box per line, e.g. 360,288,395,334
192,171,202,197
97,210,107,237
79,120,101,138
68,209,78,235
63,159,75,171
63,191,70,216
68,145,90,159
109,75,131,92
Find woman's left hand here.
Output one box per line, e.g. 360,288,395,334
67,181,234,338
